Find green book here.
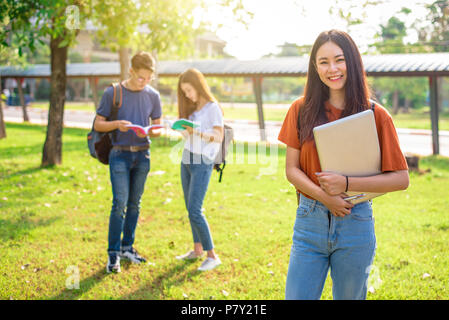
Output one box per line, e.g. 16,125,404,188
171,119,199,131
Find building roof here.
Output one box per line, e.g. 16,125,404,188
1,52,449,78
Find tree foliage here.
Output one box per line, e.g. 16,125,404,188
370,11,428,113
418,0,449,52
1,0,89,166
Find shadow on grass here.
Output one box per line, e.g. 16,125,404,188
0,164,46,179
420,155,449,171
0,164,75,212
0,140,91,161
0,143,45,161
2,122,92,158
120,260,201,300
48,268,108,300
0,216,61,242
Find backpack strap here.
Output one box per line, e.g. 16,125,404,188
215,161,225,183
111,82,122,111
217,129,226,182
109,82,123,143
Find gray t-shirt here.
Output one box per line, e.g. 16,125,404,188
184,101,224,161
97,84,162,146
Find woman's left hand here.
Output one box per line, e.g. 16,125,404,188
182,125,194,135
316,172,346,196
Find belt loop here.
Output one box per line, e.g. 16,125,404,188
310,198,317,212
297,192,317,212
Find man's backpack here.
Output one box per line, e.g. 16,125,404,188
87,82,122,164
213,124,234,182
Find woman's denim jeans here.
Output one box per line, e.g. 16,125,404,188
285,194,376,300
180,150,214,251
108,148,150,255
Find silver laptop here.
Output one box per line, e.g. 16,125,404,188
313,109,385,204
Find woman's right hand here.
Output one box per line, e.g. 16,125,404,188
320,193,354,217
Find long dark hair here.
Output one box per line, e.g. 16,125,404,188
177,68,221,119
298,30,371,143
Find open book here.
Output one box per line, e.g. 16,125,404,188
167,119,199,131
126,124,164,136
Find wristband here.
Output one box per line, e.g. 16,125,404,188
345,176,349,192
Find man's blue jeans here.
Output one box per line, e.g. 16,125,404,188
285,194,376,300
108,149,150,255
180,150,214,251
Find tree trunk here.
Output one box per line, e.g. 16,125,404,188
392,90,399,115
90,77,99,110
71,80,84,101
16,77,30,122
41,35,67,167
0,77,6,139
404,98,411,113
119,46,130,81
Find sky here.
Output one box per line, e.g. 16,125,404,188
199,0,436,60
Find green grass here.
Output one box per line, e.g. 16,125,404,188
391,107,449,131
30,101,449,130
1,122,448,300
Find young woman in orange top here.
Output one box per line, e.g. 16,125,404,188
278,30,409,300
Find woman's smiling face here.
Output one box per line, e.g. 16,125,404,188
315,41,347,93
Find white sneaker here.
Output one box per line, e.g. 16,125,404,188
197,257,222,271
120,247,147,264
176,250,204,260
106,254,121,273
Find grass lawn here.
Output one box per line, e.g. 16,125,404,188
0,122,448,300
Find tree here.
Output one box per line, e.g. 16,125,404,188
371,12,428,114
0,3,29,139
419,0,449,52
2,0,251,166
1,0,88,166
91,0,252,81
328,0,384,36
0,46,26,139
0,22,27,138
92,0,200,81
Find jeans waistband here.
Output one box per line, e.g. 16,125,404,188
297,192,328,211
112,145,149,152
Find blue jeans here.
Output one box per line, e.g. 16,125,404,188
108,148,150,255
285,194,376,300
180,150,214,251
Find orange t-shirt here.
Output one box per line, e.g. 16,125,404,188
278,96,408,200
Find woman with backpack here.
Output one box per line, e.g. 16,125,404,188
278,30,409,299
175,68,224,271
